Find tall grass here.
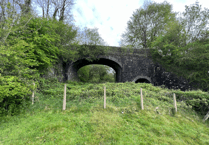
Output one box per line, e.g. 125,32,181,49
1,80,209,144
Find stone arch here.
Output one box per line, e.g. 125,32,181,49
67,56,123,82
99,56,122,68
132,76,152,84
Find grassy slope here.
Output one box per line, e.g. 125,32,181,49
1,80,209,145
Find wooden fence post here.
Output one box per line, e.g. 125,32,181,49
140,88,144,110
63,84,66,111
203,111,209,122
173,93,177,112
32,82,35,105
104,86,106,109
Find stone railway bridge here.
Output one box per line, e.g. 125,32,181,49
49,45,199,92
68,46,153,84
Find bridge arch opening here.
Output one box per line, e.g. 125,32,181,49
135,78,151,83
68,57,122,82
77,64,116,83
132,76,152,84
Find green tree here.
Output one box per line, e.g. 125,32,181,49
88,65,108,83
180,1,209,44
0,5,40,116
0,3,71,116
150,19,185,67
151,1,209,91
0,1,80,116
53,19,80,63
120,0,176,56
77,65,90,82
6,16,61,76
15,0,33,15
0,3,40,80
78,65,115,83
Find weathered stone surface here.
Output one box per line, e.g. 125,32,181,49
46,46,207,92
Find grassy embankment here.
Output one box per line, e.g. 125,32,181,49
1,79,209,144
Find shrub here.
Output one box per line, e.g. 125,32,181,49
0,76,32,116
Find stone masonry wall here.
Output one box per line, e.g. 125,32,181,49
43,46,207,92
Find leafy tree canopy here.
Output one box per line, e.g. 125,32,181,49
120,0,176,56
151,1,209,91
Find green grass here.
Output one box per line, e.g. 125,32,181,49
1,81,209,145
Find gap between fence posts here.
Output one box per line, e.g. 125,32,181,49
173,93,177,112
63,84,66,111
32,82,35,105
104,86,106,109
140,88,144,110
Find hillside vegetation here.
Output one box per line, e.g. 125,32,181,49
1,78,209,145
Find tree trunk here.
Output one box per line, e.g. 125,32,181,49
53,7,58,19
59,0,66,21
46,0,49,17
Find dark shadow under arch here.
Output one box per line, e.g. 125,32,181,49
132,76,152,84
135,78,150,83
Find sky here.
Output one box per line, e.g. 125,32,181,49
33,0,209,47
69,0,209,47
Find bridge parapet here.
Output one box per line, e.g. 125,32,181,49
92,45,154,57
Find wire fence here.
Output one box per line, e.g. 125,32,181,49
31,83,209,123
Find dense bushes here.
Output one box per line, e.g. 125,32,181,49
173,90,209,115
0,12,79,117
0,76,32,116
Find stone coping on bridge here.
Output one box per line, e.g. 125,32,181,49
65,44,154,54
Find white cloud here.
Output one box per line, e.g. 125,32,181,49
35,0,209,47
72,0,142,46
